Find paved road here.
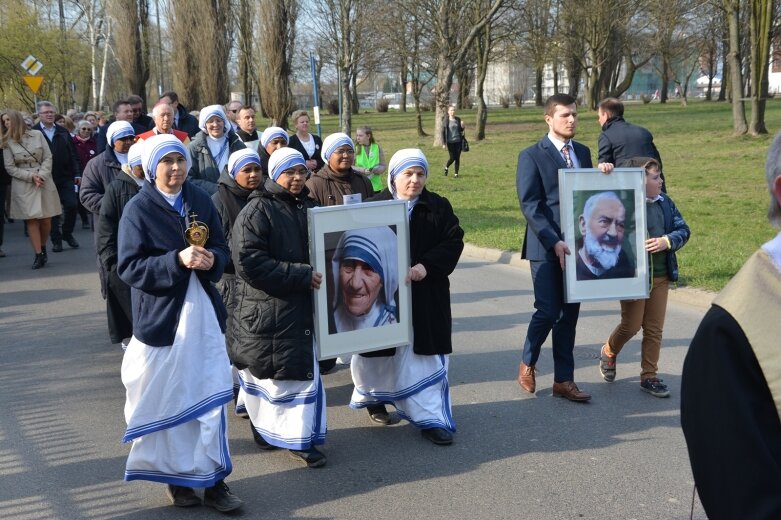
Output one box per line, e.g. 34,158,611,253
0,221,709,519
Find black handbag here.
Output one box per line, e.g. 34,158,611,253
461,136,470,152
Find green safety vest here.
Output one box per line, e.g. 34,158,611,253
355,142,383,192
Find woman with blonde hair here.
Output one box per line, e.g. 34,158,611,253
354,125,386,193
1,109,61,269
288,110,324,172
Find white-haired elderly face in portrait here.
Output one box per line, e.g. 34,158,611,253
578,191,626,271
331,226,399,332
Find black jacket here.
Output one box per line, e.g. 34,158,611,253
80,147,123,214
97,172,142,343
230,179,318,380
598,116,666,190
370,188,464,355
34,123,81,184
188,131,246,195
288,133,324,171
441,116,464,144
174,104,200,138
212,170,258,350
98,173,142,272
134,113,154,132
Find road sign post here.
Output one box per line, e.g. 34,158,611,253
20,55,44,109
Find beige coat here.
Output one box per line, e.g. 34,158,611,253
3,130,61,220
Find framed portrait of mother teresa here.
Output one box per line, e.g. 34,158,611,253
308,200,413,360
559,167,650,303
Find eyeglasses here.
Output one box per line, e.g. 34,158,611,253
334,148,355,156
80,128,93,132
117,136,135,142
281,167,310,178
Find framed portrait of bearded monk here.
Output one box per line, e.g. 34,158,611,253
308,200,413,360
559,167,649,303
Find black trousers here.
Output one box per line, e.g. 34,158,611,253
50,180,78,241
445,142,462,174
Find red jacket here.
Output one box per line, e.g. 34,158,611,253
135,128,190,145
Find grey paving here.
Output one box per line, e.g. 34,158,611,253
0,220,708,519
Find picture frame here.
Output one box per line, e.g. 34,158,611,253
559,167,649,303
308,200,413,360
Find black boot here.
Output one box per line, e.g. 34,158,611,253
41,246,47,265
32,253,45,270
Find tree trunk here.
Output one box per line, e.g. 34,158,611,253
534,65,544,106
748,0,773,135
433,57,456,147
718,33,729,102
257,0,296,129
98,17,111,110
341,70,353,135
660,57,670,104
725,0,748,134
399,66,408,112
474,25,490,141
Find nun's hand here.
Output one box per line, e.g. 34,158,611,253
311,271,323,289
406,263,427,283
178,246,214,270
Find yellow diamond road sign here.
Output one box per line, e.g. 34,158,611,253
21,55,43,75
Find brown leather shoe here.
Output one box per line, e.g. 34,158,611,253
552,381,591,402
517,362,536,393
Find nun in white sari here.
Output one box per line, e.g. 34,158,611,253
350,148,464,446
117,134,242,512
230,148,328,468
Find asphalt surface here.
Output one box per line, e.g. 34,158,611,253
0,220,710,519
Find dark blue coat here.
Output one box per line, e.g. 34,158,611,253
117,180,229,346
516,136,593,263
654,194,690,282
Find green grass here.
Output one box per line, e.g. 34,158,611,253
301,101,781,291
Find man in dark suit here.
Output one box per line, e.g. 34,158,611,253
127,94,155,132
515,94,613,402
35,101,82,252
597,97,665,190
96,100,142,154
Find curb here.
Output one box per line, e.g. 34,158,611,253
461,243,716,309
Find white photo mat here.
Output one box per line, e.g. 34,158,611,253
559,167,649,303
308,200,413,360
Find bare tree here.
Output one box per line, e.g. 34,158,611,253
430,0,505,147
235,0,256,106
748,0,774,135
71,0,107,110
308,0,375,135
473,1,517,139
108,0,150,104
167,0,200,108
699,2,723,101
519,0,554,106
257,0,298,128
197,0,231,105
166,0,231,108
559,0,648,110
725,0,748,133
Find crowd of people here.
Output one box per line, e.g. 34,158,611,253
1,92,467,513
2,91,777,518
